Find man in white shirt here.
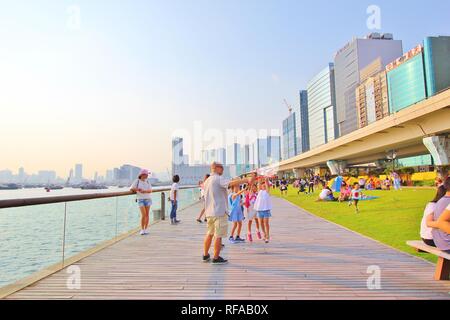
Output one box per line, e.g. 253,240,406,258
203,162,253,264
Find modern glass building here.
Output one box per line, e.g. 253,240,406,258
334,33,403,136
307,63,337,150
299,90,310,153
387,46,427,113
256,136,281,167
387,36,450,113
424,36,450,97
282,112,298,160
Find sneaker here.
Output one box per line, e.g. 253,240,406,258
229,236,236,244
247,234,253,242
235,236,245,243
143,229,149,235
202,254,211,263
196,219,203,223
256,231,262,240
174,219,181,224
139,230,145,236
212,256,228,264
265,239,269,244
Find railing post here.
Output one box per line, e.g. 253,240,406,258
160,192,165,220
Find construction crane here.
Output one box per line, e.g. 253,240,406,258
283,99,293,114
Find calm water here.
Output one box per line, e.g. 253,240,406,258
0,187,200,288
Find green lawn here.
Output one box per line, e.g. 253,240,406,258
273,186,437,263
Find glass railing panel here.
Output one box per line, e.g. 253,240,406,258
0,203,65,288
63,197,117,261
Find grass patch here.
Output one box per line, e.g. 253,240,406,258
273,186,437,263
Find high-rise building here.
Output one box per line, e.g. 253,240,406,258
298,90,310,153
307,63,337,150
172,137,184,167
38,170,57,183
226,143,240,166
387,36,450,113
216,148,226,164
282,112,298,160
256,136,281,167
424,36,450,97
356,58,390,128
334,33,403,136
74,164,83,182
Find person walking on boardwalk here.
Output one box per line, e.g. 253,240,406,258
169,175,181,225
202,162,252,264
130,169,153,235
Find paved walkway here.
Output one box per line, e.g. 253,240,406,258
7,198,450,300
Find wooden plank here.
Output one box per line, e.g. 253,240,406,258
4,198,450,300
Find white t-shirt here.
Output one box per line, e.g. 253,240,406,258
319,189,331,200
130,179,152,200
254,190,272,211
170,183,179,201
420,202,435,240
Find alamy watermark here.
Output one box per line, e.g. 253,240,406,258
66,265,81,290
366,265,382,290
366,5,381,30
67,5,81,31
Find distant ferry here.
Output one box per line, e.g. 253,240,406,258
44,185,64,192
0,183,21,190
80,183,108,190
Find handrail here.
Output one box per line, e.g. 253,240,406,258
0,185,198,209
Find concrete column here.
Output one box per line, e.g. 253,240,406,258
423,136,450,179
423,136,450,166
327,160,347,176
293,168,306,178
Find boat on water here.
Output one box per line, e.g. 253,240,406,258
80,183,108,190
44,185,64,192
0,183,22,190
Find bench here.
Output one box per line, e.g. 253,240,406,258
407,241,450,280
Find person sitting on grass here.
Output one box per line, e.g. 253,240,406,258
338,182,352,202
427,177,450,254
420,185,446,247
317,186,336,202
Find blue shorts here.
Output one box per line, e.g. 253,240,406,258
137,199,152,207
257,210,272,219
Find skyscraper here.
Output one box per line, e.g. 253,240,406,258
74,164,83,182
282,112,298,160
307,63,337,150
256,136,281,167
334,33,403,136
299,90,310,153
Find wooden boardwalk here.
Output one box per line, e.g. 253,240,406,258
6,198,450,300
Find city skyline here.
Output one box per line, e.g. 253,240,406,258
1,0,449,177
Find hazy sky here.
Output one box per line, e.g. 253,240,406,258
0,0,449,178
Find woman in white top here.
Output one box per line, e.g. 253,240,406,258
421,186,446,246
130,169,153,235
254,177,272,243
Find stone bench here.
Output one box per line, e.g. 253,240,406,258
407,240,450,280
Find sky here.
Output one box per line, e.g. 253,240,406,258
0,0,449,178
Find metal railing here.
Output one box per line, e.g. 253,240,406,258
0,186,200,292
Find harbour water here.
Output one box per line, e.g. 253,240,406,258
0,187,200,288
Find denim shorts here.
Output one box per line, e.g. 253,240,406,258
137,199,152,207
257,210,272,219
